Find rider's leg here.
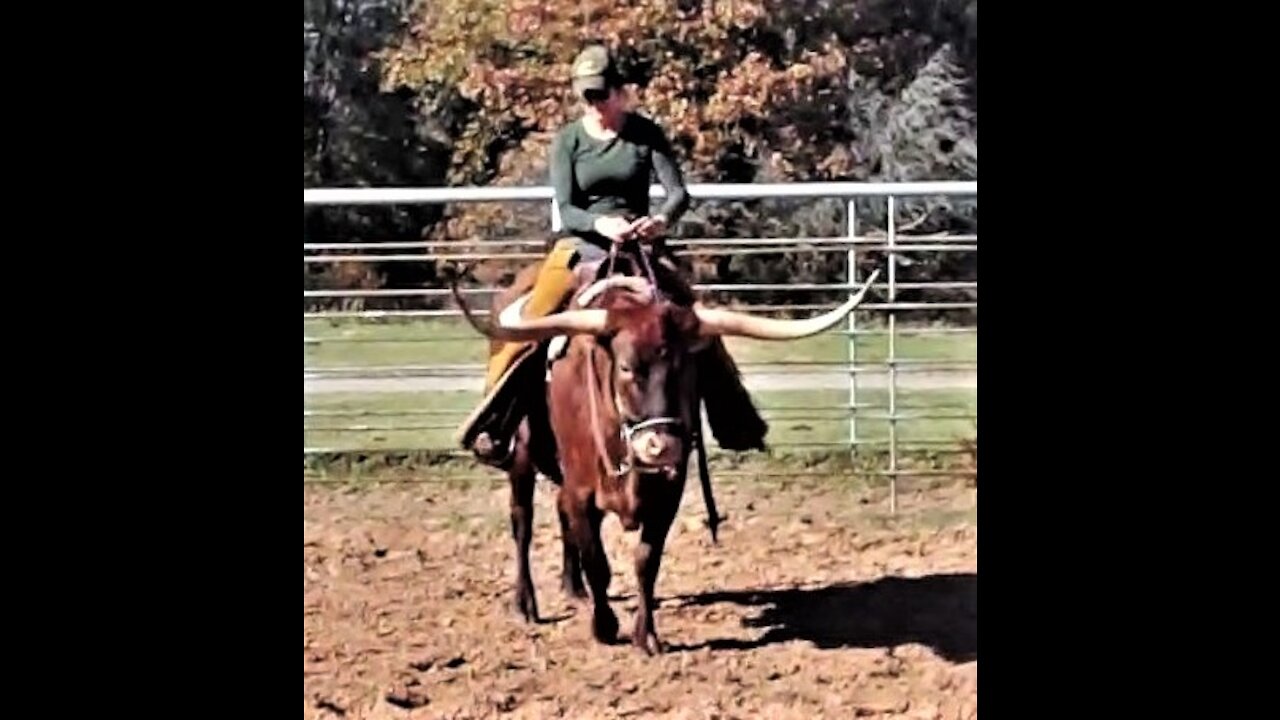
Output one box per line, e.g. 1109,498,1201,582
460,238,584,466
696,337,768,451
482,238,582,389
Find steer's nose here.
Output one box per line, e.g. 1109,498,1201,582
632,430,678,466
645,434,666,458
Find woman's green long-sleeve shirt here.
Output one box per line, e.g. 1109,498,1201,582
549,113,690,248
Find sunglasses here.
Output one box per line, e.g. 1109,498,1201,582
582,89,611,104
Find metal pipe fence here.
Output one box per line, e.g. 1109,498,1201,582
304,181,977,504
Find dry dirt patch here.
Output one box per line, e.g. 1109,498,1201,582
304,475,977,719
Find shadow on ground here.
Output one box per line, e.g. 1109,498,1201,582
668,572,976,662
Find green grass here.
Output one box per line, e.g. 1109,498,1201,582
304,318,490,367
304,391,478,450
303,388,976,452
304,317,976,368
302,317,977,481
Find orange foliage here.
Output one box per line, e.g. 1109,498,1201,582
379,0,859,248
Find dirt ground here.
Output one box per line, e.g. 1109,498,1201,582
304,473,977,719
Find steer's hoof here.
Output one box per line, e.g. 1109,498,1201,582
592,608,619,644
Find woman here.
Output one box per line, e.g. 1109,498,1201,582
460,43,766,466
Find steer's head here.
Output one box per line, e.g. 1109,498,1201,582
579,278,704,469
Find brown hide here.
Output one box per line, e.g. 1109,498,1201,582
548,294,701,531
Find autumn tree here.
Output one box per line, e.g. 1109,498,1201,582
303,0,978,318
303,0,450,311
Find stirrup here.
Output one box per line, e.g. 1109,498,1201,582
471,430,517,468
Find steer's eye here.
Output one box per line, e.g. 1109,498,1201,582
618,362,633,375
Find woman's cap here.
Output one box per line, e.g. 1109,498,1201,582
571,44,618,96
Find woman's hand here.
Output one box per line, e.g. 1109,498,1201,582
593,215,636,243
628,214,668,241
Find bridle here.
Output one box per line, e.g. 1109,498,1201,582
584,344,687,478
582,239,688,478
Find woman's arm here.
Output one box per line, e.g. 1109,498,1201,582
550,129,601,233
649,125,690,226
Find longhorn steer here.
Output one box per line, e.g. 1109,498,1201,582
453,266,880,654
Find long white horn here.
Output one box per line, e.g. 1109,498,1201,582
695,268,881,340
483,308,610,342
451,282,609,342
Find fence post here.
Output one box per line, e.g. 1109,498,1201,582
887,195,898,515
846,199,859,461
550,198,561,232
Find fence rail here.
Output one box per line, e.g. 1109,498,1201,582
302,244,977,263
304,180,975,205
304,181,977,511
